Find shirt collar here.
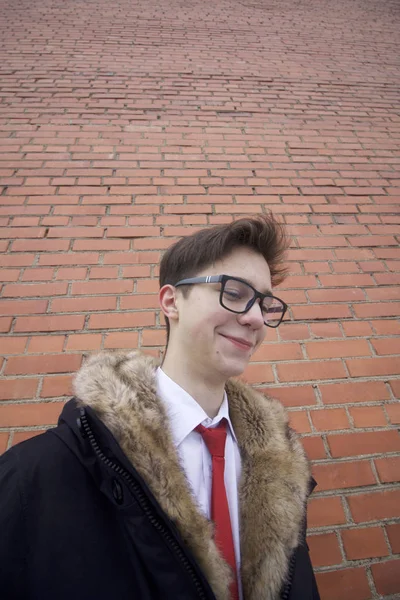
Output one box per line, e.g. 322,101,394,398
155,367,238,447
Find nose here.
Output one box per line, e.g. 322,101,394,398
237,299,265,329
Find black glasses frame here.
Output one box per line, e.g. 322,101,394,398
174,274,288,328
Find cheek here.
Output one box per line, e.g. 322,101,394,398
255,327,267,349
189,307,232,341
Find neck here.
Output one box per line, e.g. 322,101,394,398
161,350,226,418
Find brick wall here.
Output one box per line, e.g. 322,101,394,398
0,0,399,597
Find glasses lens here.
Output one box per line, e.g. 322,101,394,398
262,296,285,327
221,278,254,312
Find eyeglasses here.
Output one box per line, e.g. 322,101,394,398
174,274,288,328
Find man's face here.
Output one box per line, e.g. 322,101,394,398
170,247,272,381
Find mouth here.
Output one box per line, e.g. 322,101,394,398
220,334,254,352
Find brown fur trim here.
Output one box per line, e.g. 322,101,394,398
74,351,310,600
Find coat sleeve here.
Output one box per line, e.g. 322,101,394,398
0,448,27,599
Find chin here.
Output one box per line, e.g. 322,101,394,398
219,356,249,380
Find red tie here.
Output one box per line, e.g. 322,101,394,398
195,420,239,600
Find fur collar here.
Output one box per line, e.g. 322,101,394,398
74,351,311,600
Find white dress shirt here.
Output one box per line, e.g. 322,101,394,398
156,367,243,599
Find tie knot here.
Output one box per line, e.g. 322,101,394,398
195,419,228,458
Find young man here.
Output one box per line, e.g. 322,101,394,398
0,215,320,600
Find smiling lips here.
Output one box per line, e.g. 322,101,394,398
221,334,253,351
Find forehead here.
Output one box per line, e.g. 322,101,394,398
199,247,272,292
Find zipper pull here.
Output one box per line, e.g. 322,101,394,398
77,407,88,439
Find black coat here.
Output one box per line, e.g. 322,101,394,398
0,352,320,600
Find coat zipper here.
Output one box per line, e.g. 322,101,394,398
280,513,307,600
280,551,296,600
78,408,209,600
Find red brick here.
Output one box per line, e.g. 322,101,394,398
386,523,400,554
0,254,35,267
54,206,106,216
56,267,88,280
306,340,370,359
0,317,12,332
292,304,351,320
312,461,375,491
304,261,330,274
346,357,400,377
374,456,400,483
371,337,400,355
0,433,8,454
21,268,54,281
279,275,317,289
107,226,160,237
342,321,373,337
88,312,155,329
311,408,350,431
371,560,400,595
39,253,99,266
307,533,342,567
316,568,370,600
354,302,400,318
371,319,400,336
141,329,167,347
341,527,388,559
41,375,73,398
251,342,302,361
71,280,133,295
262,385,317,408
2,282,67,298
386,402,400,425
73,240,130,251
136,279,159,293
12,240,69,252
328,430,400,457
387,379,400,398
89,267,119,279
367,287,400,301
104,331,139,349
28,335,65,353
348,489,400,522
277,361,346,383
0,402,64,426
0,300,48,316
8,186,55,196
103,251,160,265
0,227,46,239
307,497,347,528
309,288,365,303
349,406,387,428
48,227,104,238
288,411,311,434
319,274,374,287
122,266,151,278
120,295,160,310
309,323,343,338
320,381,390,404
51,297,117,313
278,323,309,341
66,334,102,351
302,436,326,461
0,269,21,282
14,315,84,333
0,379,38,401
0,336,28,354
240,363,274,384
5,354,82,375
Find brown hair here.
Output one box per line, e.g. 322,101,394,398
159,213,289,342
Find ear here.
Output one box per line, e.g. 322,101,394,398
159,284,180,323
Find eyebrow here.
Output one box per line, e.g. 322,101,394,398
238,276,273,296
